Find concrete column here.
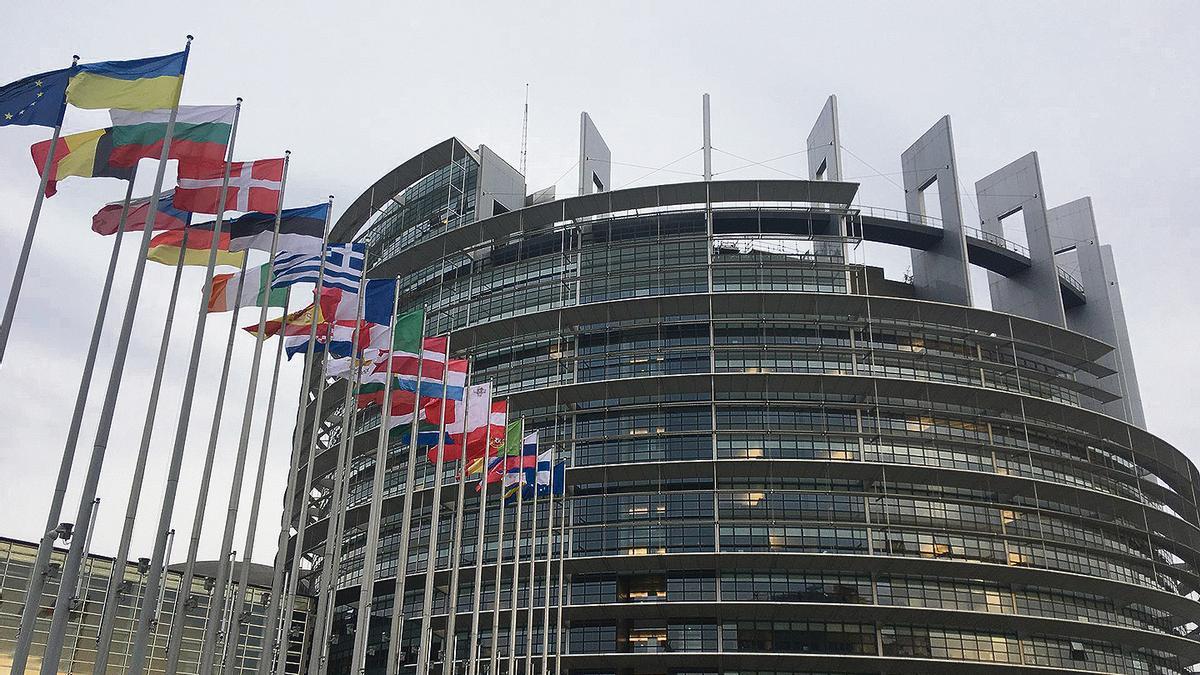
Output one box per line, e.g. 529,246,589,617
902,116,972,305
578,112,611,195
1100,243,1147,428
975,152,1066,327
807,95,843,180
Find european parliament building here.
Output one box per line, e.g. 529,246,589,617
288,97,1200,674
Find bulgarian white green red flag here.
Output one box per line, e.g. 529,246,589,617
108,105,235,168
207,262,288,313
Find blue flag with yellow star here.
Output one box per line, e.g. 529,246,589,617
0,67,71,128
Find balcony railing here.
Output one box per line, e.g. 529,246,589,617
962,225,1031,258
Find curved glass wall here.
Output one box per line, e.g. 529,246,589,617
293,185,1200,675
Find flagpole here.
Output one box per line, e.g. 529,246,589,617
523,454,541,674
218,153,295,671
128,90,244,675
539,455,557,674
221,282,291,672
384,307,428,675
506,453,525,675
259,196,335,675
465,396,494,675
158,249,249,673
487,456,507,675
0,55,78,367
349,280,403,673
93,217,195,674
38,40,193,675
441,363,474,675
8,162,135,675
278,327,337,673
553,484,569,675
198,151,292,673
309,256,370,674
416,331,454,675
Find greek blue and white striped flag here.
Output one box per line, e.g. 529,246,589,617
270,243,365,292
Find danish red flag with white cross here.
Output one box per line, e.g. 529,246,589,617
173,157,284,215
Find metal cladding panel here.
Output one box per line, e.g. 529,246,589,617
1101,244,1148,429
561,191,611,221
654,181,709,207
806,95,843,181
608,185,661,213
330,137,462,242
976,152,1067,327
578,112,611,195
1047,198,1128,421
902,116,972,305
475,143,525,219
749,178,858,205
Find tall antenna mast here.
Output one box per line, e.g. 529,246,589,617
520,83,529,176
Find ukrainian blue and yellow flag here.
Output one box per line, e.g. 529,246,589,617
67,50,188,111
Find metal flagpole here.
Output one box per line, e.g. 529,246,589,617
488,441,509,675
93,217,196,674
308,260,370,674
199,151,292,673
0,54,78,368
159,248,249,673
441,369,476,675
128,91,244,675
9,163,135,675
349,281,403,673
221,282,292,672
506,459,525,675
466,396,494,675
553,495,568,675
278,332,335,671
384,307,428,675
416,333,454,675
538,459,556,675
38,40,194,675
310,338,362,674
523,458,540,674
258,196,335,675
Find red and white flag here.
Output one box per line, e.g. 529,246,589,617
174,157,284,214
435,382,499,464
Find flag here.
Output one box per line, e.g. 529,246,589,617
30,127,134,196
67,50,187,111
431,382,492,464
324,279,397,324
271,244,364,292
355,308,423,384
255,301,324,339
285,320,390,360
466,400,509,476
0,67,70,128
387,396,453,447
528,451,565,497
382,346,467,400
208,262,288,313
174,158,284,214
108,105,235,168
484,425,536,485
146,226,245,267
91,190,189,235
228,203,328,254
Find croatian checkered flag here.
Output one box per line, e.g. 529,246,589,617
270,243,365,291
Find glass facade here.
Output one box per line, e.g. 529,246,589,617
0,537,313,674
291,158,1200,675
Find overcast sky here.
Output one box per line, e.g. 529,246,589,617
0,1,1196,566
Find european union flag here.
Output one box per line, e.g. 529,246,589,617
0,67,72,128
